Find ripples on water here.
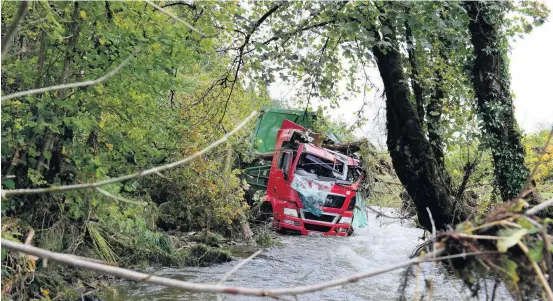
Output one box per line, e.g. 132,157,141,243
107,207,511,301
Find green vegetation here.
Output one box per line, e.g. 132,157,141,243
2,1,551,300
1,2,267,299
524,129,553,199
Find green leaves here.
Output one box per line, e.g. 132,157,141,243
501,258,520,286
496,228,527,252
515,218,539,234
1,0,270,256
2,179,16,189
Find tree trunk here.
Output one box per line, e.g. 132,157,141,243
425,7,451,171
465,2,529,201
239,212,254,245
426,51,446,169
404,19,425,128
370,12,472,231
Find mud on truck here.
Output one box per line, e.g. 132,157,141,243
243,108,367,236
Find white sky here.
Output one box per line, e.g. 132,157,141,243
269,4,553,148
511,5,553,133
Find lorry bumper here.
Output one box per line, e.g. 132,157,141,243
271,200,352,236
274,218,351,236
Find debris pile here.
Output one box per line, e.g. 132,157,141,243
437,199,552,300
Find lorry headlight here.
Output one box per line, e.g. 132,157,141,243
339,216,352,224
283,208,298,218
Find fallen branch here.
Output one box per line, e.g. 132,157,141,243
2,111,258,198
2,239,494,297
1,49,139,102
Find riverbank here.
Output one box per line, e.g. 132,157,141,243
1,225,268,301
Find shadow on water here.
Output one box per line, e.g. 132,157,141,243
106,208,511,301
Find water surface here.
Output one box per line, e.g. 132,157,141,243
107,207,510,301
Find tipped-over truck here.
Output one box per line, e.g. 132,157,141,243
243,108,365,236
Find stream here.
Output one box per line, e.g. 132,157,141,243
107,207,511,301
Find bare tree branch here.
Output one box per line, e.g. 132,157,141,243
1,1,30,57
456,149,483,198
1,111,258,198
161,1,196,10
526,198,553,215
1,240,498,297
95,187,146,206
1,49,139,102
144,0,206,37
217,4,282,129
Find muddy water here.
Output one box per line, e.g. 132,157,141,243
107,207,510,301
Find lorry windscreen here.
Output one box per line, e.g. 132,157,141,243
295,153,344,181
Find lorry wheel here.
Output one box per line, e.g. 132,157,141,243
347,214,354,236
259,202,273,222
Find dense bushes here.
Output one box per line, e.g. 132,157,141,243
1,2,268,299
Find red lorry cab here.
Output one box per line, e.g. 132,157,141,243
263,120,363,236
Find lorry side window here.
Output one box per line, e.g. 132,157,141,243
278,152,291,171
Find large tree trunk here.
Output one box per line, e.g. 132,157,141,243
404,19,425,128
426,41,448,170
370,11,472,231
465,2,529,201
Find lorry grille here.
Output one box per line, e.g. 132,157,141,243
304,223,332,233
302,211,335,223
324,194,345,209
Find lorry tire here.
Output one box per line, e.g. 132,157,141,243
259,202,273,222
347,227,354,236
347,214,354,236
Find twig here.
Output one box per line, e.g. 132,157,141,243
22,229,39,261
1,1,29,57
217,4,281,129
367,206,407,220
490,278,500,301
217,249,263,301
526,198,553,215
144,0,206,37
1,240,497,297
426,207,436,241
24,229,35,245
462,216,516,233
95,187,146,206
1,49,139,102
517,241,553,301
456,233,503,240
218,250,263,285
2,111,258,198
